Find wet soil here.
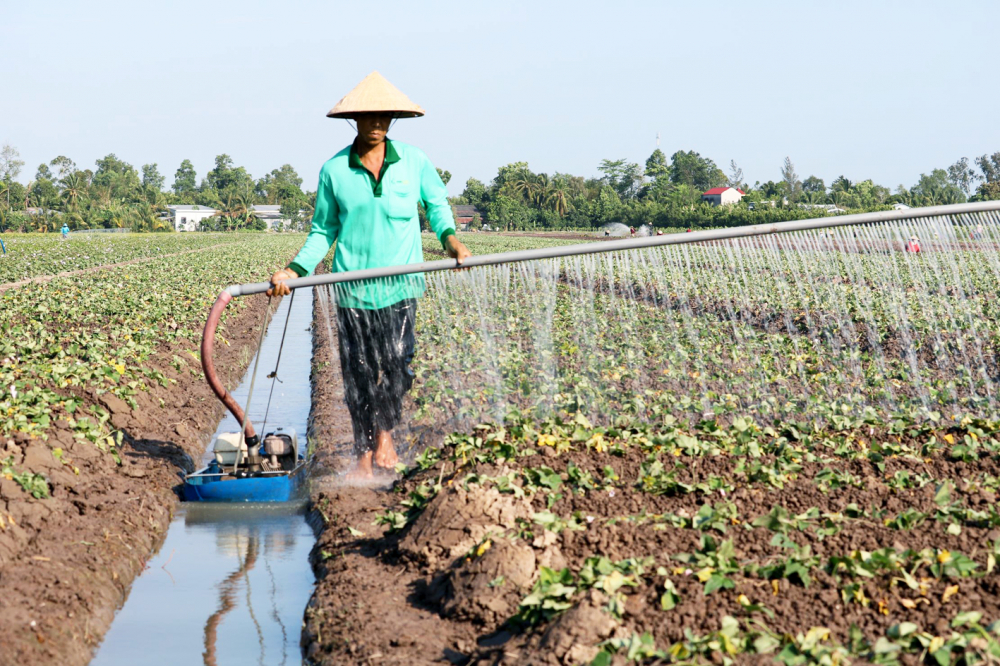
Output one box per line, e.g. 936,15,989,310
302,278,484,665
302,395,1000,664
0,291,279,666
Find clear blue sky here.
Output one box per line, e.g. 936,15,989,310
3,0,998,196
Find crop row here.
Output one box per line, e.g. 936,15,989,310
371,410,1000,664
0,234,304,495
0,233,249,283
420,231,598,257
404,227,1000,443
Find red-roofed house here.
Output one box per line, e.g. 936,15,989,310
452,204,482,231
701,187,745,206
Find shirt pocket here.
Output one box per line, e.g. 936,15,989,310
386,181,417,220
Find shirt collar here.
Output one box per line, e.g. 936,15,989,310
349,138,399,169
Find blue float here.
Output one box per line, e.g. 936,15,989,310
181,427,306,503
181,457,307,502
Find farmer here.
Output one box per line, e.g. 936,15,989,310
905,236,921,253
60,223,69,239
268,72,471,478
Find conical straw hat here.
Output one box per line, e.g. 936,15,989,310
327,71,425,119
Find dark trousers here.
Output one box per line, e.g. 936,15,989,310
337,299,417,457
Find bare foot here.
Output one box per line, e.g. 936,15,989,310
373,430,399,470
346,451,374,479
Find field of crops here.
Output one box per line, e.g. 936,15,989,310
0,232,310,665
0,232,250,283
307,218,1000,664
1,233,303,449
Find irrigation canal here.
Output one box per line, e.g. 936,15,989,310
92,290,316,666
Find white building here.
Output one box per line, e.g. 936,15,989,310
252,205,293,230
701,187,745,206
168,205,217,232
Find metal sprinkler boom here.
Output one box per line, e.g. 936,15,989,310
200,200,1000,454
221,201,1000,299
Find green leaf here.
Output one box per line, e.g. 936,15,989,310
888,622,919,639
952,611,983,627
934,480,953,507
704,573,734,595
660,580,680,610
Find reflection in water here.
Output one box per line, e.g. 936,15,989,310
203,534,258,666
92,504,314,666
92,291,316,666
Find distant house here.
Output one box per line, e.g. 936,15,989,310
892,203,912,211
701,187,745,206
168,205,217,232
800,203,849,214
453,204,481,231
24,207,61,217
252,205,292,230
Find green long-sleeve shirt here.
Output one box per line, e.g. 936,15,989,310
288,139,456,309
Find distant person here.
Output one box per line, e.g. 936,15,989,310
629,226,636,237
975,224,984,240
267,72,471,479
604,230,610,237
905,236,921,253
60,223,69,240
656,230,664,236
686,228,692,233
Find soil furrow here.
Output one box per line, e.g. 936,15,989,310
302,273,481,665
0,290,280,665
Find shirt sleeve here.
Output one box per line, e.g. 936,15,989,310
418,153,456,248
288,168,339,276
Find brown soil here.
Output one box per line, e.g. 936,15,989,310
302,394,1000,664
302,278,486,665
0,291,279,666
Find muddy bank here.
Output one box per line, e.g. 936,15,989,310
302,281,486,665
0,291,280,666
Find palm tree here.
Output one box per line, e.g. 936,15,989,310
545,179,571,217
530,174,550,208
236,185,257,229
830,176,853,195
102,201,128,229
511,172,541,206
93,185,112,207
61,172,84,211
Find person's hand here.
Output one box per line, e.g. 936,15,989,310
266,268,295,296
444,235,472,267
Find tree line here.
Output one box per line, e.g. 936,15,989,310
1,142,998,233
453,149,1000,231
0,146,312,232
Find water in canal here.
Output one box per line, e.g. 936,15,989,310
92,290,316,666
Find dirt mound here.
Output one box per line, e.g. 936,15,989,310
437,536,536,629
400,483,531,569
495,589,619,665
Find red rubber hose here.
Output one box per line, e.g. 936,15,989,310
201,290,257,441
